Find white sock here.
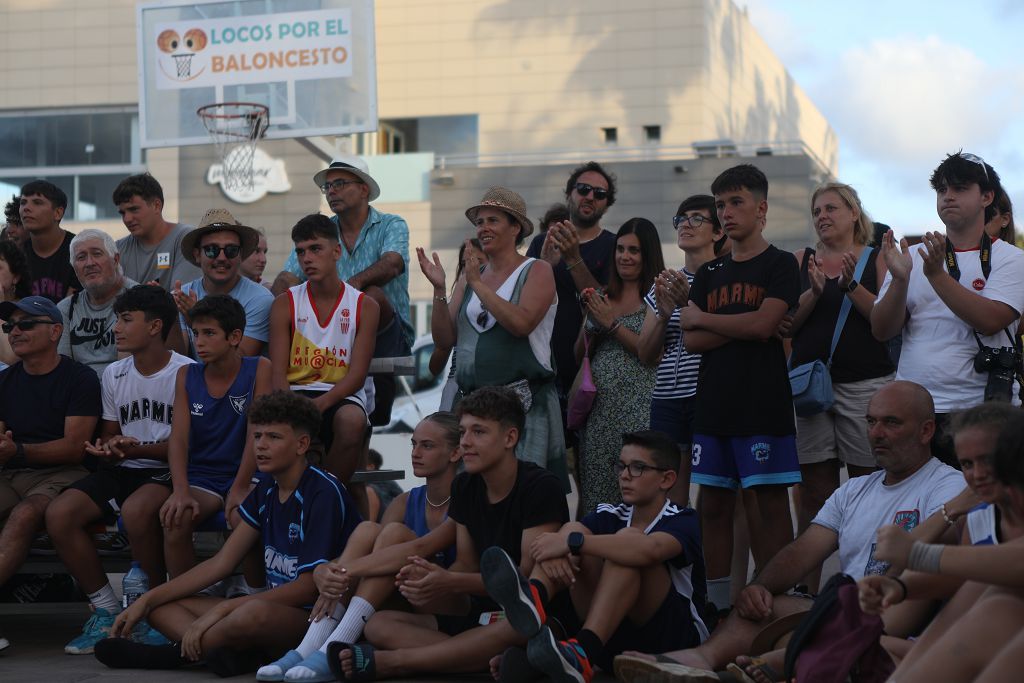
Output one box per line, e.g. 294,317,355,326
295,603,345,657
706,577,732,610
87,584,121,614
320,596,375,651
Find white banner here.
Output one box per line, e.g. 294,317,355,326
153,8,353,90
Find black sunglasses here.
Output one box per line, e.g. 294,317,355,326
575,182,609,201
201,244,242,259
2,319,56,333
612,461,670,477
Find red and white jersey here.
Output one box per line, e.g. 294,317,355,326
287,281,370,411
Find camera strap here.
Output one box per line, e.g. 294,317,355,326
945,232,991,282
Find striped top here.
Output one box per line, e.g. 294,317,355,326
644,270,700,399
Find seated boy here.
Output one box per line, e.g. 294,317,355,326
482,430,708,682
123,295,271,579
95,391,360,675
46,285,193,654
269,214,378,509
331,386,569,681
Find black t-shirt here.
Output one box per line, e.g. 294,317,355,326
0,356,101,468
689,245,800,436
447,460,569,566
527,229,616,393
790,248,894,383
25,231,82,303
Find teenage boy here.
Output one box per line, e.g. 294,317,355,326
680,164,801,611
332,386,570,680
113,173,201,289
18,180,81,303
269,214,378,498
46,285,192,654
871,152,1024,466
481,430,708,683
122,295,271,579
95,391,360,676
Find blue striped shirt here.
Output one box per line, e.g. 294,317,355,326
644,271,701,399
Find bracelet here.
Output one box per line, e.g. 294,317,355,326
566,258,584,271
891,576,908,603
907,541,944,573
433,294,448,304
940,503,955,526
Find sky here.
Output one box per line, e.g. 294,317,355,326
742,0,1024,237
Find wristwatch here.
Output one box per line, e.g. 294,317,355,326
567,531,584,556
842,279,859,293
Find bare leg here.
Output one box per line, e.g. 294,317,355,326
749,485,794,571
974,628,1024,683
45,489,107,593
795,461,839,592
0,495,50,586
202,599,310,654
121,483,170,587
731,492,754,601
697,485,737,590
887,579,986,673
668,443,692,508
327,405,370,518
163,488,223,578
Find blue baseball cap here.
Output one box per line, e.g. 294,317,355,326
0,296,63,324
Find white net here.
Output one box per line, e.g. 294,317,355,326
197,103,270,191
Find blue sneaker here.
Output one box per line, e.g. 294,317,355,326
284,651,334,682
131,620,170,646
256,649,303,682
64,608,117,655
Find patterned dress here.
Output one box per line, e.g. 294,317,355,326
579,308,655,515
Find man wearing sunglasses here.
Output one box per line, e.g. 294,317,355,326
0,296,100,632
173,208,273,358
872,152,1024,466
273,154,412,427
527,161,618,432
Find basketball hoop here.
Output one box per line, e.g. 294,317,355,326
197,102,270,191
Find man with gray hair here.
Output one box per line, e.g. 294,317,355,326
57,229,138,378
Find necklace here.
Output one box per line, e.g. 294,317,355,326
426,493,451,508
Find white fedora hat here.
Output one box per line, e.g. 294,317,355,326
313,154,380,201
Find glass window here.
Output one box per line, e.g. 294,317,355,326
0,111,136,168
0,174,126,221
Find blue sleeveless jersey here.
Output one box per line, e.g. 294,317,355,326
403,485,455,568
185,356,259,487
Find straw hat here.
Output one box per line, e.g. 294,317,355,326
180,208,261,266
313,154,380,202
465,187,535,240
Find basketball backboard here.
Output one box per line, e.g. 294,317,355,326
136,0,377,148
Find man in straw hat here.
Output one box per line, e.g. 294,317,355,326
273,154,412,426
171,208,273,358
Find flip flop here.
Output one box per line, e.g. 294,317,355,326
727,657,782,683
326,641,376,682
612,654,726,682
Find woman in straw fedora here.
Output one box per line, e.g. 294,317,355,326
417,187,568,489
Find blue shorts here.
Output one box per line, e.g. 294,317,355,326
650,396,696,447
691,434,800,489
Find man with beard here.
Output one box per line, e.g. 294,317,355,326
527,162,618,434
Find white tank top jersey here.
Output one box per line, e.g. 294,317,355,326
286,281,370,411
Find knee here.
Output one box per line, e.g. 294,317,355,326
44,494,81,535
332,407,368,444
227,600,274,634
362,612,398,648
376,521,413,546
6,499,47,533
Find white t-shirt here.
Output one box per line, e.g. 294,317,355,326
812,457,965,579
101,352,195,469
876,239,1024,412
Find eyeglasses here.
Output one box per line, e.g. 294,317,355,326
673,214,710,229
2,319,56,333
320,178,364,194
574,183,609,201
201,244,242,259
612,461,671,477
961,153,989,181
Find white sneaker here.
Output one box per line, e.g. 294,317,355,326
0,635,11,652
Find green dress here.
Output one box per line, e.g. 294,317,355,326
453,259,569,492
579,308,655,515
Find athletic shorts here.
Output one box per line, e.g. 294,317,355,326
691,433,800,489
151,472,232,502
796,374,892,469
67,465,171,520
605,587,702,656
650,396,696,448
0,465,88,519
295,391,369,454
435,595,496,636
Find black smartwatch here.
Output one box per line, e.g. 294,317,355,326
567,531,584,556
843,279,859,293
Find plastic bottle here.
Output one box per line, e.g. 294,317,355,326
122,561,149,609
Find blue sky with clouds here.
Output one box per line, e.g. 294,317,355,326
744,0,1024,237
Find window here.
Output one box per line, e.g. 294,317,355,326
644,125,661,143
353,115,479,156
602,127,618,144
0,108,143,221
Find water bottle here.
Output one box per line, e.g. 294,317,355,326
122,562,149,609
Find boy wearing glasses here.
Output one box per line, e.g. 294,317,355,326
172,208,273,358
680,164,801,612
269,214,378,515
480,430,706,683
0,297,100,646
872,152,1024,465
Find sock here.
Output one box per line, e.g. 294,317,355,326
294,603,345,657
320,597,375,652
707,576,732,611
87,584,121,614
529,578,549,606
574,628,607,670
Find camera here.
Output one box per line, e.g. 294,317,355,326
974,345,1019,402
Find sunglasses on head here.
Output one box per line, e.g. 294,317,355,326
961,153,989,181
2,319,56,333
575,182,609,201
201,244,242,259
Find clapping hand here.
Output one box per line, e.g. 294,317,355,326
837,251,858,290
547,221,582,262
808,257,826,297
881,230,913,282
582,288,615,329
416,247,447,290
919,231,947,279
